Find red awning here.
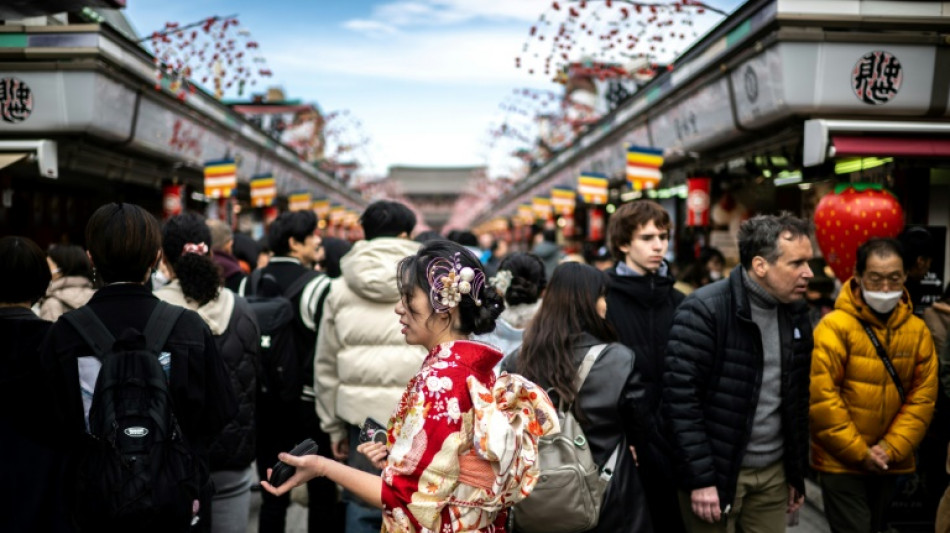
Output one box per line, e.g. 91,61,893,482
832,136,950,158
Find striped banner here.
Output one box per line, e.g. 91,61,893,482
329,205,345,225
204,159,237,199
532,196,553,221
288,191,312,212
626,145,664,191
551,187,576,215
249,174,276,207
312,199,330,220
517,204,534,225
578,173,609,205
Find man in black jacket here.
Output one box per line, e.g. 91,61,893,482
664,213,814,533
604,199,685,532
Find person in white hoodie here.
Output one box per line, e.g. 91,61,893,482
474,252,546,371
155,213,261,533
315,200,424,533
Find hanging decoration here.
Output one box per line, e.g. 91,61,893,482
532,196,554,221
249,173,276,207
312,198,330,220
203,159,237,199
626,145,664,190
686,177,711,226
551,187,577,215
146,15,274,101
578,172,609,204
288,191,312,212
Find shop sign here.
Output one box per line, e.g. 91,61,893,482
852,51,902,105
732,48,786,128
650,78,738,152
0,77,33,123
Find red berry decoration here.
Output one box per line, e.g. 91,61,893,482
813,183,905,282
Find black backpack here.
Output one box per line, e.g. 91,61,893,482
242,269,321,401
62,302,202,531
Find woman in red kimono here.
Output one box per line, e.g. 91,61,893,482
263,240,558,532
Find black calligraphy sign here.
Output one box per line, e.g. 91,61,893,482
0,78,33,123
852,51,903,105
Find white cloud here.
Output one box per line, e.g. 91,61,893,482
341,19,401,37
345,0,548,35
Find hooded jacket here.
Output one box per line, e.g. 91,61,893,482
810,278,937,475
38,276,96,322
314,237,426,443
155,281,260,470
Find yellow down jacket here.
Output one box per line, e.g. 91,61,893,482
809,278,937,474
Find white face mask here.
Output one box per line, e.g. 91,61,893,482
861,285,902,314
708,270,723,281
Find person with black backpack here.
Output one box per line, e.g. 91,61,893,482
155,213,261,533
40,202,237,533
241,210,337,533
503,262,653,533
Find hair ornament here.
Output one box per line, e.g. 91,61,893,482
427,252,486,313
182,242,209,256
489,269,513,296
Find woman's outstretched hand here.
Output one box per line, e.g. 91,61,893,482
260,452,324,496
356,441,389,470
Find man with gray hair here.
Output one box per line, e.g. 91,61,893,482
663,213,815,532
207,218,246,292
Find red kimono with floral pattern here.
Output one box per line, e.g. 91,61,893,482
380,340,557,533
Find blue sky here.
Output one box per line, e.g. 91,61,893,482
125,0,742,179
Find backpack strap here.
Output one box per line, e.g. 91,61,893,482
141,301,186,354
62,307,116,357
575,343,608,392
243,269,264,297
284,270,321,299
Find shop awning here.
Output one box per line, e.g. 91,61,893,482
804,120,950,167
0,153,27,171
831,136,950,158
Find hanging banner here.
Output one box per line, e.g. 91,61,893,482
578,172,609,205
517,204,534,225
249,174,276,207
551,187,576,215
263,205,279,226
686,177,712,226
288,191,312,212
329,205,345,225
203,159,237,199
626,145,664,191
588,207,605,241
162,183,183,220
532,196,553,221
312,199,330,220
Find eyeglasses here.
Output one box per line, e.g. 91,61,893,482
862,273,905,291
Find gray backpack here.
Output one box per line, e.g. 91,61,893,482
513,344,621,533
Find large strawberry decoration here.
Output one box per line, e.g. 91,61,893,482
814,183,904,282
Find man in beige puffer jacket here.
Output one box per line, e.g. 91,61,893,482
315,200,424,533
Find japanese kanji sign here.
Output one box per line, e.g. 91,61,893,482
852,51,902,105
0,78,33,123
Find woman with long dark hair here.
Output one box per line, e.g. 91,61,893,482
261,240,558,532
155,213,261,533
475,252,546,368
507,262,652,533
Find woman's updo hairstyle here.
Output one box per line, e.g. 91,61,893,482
494,252,546,306
161,213,222,306
397,240,505,336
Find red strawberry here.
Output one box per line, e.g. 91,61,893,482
813,184,904,282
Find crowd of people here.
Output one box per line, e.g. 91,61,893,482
1,197,948,533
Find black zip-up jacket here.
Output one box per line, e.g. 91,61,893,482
663,266,812,510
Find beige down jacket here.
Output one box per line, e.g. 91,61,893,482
314,237,426,443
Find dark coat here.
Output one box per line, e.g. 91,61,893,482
0,308,75,532
208,295,260,471
213,250,246,294
663,266,812,510
40,284,238,530
504,333,652,533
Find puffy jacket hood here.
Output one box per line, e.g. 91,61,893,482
835,277,914,329
341,237,420,303
154,280,234,335
46,276,95,309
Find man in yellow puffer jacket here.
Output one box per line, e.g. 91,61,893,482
810,238,937,533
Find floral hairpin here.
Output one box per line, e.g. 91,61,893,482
489,269,513,296
427,252,486,313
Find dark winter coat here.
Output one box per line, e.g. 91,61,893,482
504,333,652,533
663,266,812,510
0,308,75,532
213,250,246,293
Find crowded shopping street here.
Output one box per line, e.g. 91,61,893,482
1,1,949,533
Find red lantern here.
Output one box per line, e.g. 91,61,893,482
162,184,183,220
686,177,711,226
